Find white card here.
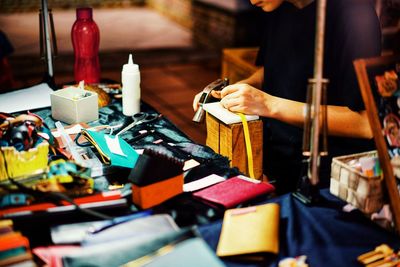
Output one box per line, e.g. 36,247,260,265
183,159,200,171
183,174,226,192
105,135,126,157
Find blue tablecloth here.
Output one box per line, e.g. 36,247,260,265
199,189,400,267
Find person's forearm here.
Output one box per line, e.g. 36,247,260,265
267,97,373,139
236,67,264,88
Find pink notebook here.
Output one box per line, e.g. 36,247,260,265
192,175,275,208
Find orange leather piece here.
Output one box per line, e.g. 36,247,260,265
132,174,183,209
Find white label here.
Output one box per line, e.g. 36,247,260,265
182,159,200,171
105,135,126,157
236,175,261,183
183,174,226,192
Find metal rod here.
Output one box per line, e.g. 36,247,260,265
321,80,328,156
302,81,313,156
309,0,327,185
39,12,44,58
41,0,53,78
49,9,58,56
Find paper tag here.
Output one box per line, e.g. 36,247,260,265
183,174,226,192
236,175,260,183
135,149,144,155
183,159,200,171
105,135,126,157
51,124,84,138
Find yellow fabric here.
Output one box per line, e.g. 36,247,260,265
216,203,280,258
238,113,255,179
0,142,49,181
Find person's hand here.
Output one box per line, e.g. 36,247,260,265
220,83,271,116
192,90,222,112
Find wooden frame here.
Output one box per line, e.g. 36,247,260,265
354,54,400,232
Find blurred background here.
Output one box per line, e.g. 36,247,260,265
0,0,399,144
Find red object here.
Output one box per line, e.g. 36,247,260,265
71,7,100,84
0,191,122,217
0,232,30,251
193,175,275,209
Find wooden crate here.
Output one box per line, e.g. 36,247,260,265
206,112,263,180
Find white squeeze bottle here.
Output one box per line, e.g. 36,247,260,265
122,54,141,116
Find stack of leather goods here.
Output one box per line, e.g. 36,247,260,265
0,219,34,266
129,149,185,209
34,215,225,267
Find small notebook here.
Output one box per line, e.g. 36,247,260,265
203,102,259,125
192,175,275,209
216,203,280,260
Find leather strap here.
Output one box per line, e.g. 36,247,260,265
238,113,255,179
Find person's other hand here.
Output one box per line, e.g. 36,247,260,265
220,83,271,116
192,90,222,112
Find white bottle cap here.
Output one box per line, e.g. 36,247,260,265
122,54,139,73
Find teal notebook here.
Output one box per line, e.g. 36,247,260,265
81,129,139,168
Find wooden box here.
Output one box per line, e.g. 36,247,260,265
206,112,263,180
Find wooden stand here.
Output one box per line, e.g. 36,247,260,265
206,112,263,180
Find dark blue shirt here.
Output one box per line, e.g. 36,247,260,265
256,0,381,193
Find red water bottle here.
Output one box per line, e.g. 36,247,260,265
71,7,100,84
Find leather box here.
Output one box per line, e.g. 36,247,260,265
132,173,183,209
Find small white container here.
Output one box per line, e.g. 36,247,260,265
122,54,141,116
51,87,98,124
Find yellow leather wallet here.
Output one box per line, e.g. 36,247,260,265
216,203,280,260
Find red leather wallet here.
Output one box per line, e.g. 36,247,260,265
192,175,275,208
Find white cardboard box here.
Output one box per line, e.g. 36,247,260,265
51,87,98,124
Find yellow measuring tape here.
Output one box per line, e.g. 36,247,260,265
237,113,255,179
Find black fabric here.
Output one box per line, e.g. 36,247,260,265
199,189,400,267
256,0,381,193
